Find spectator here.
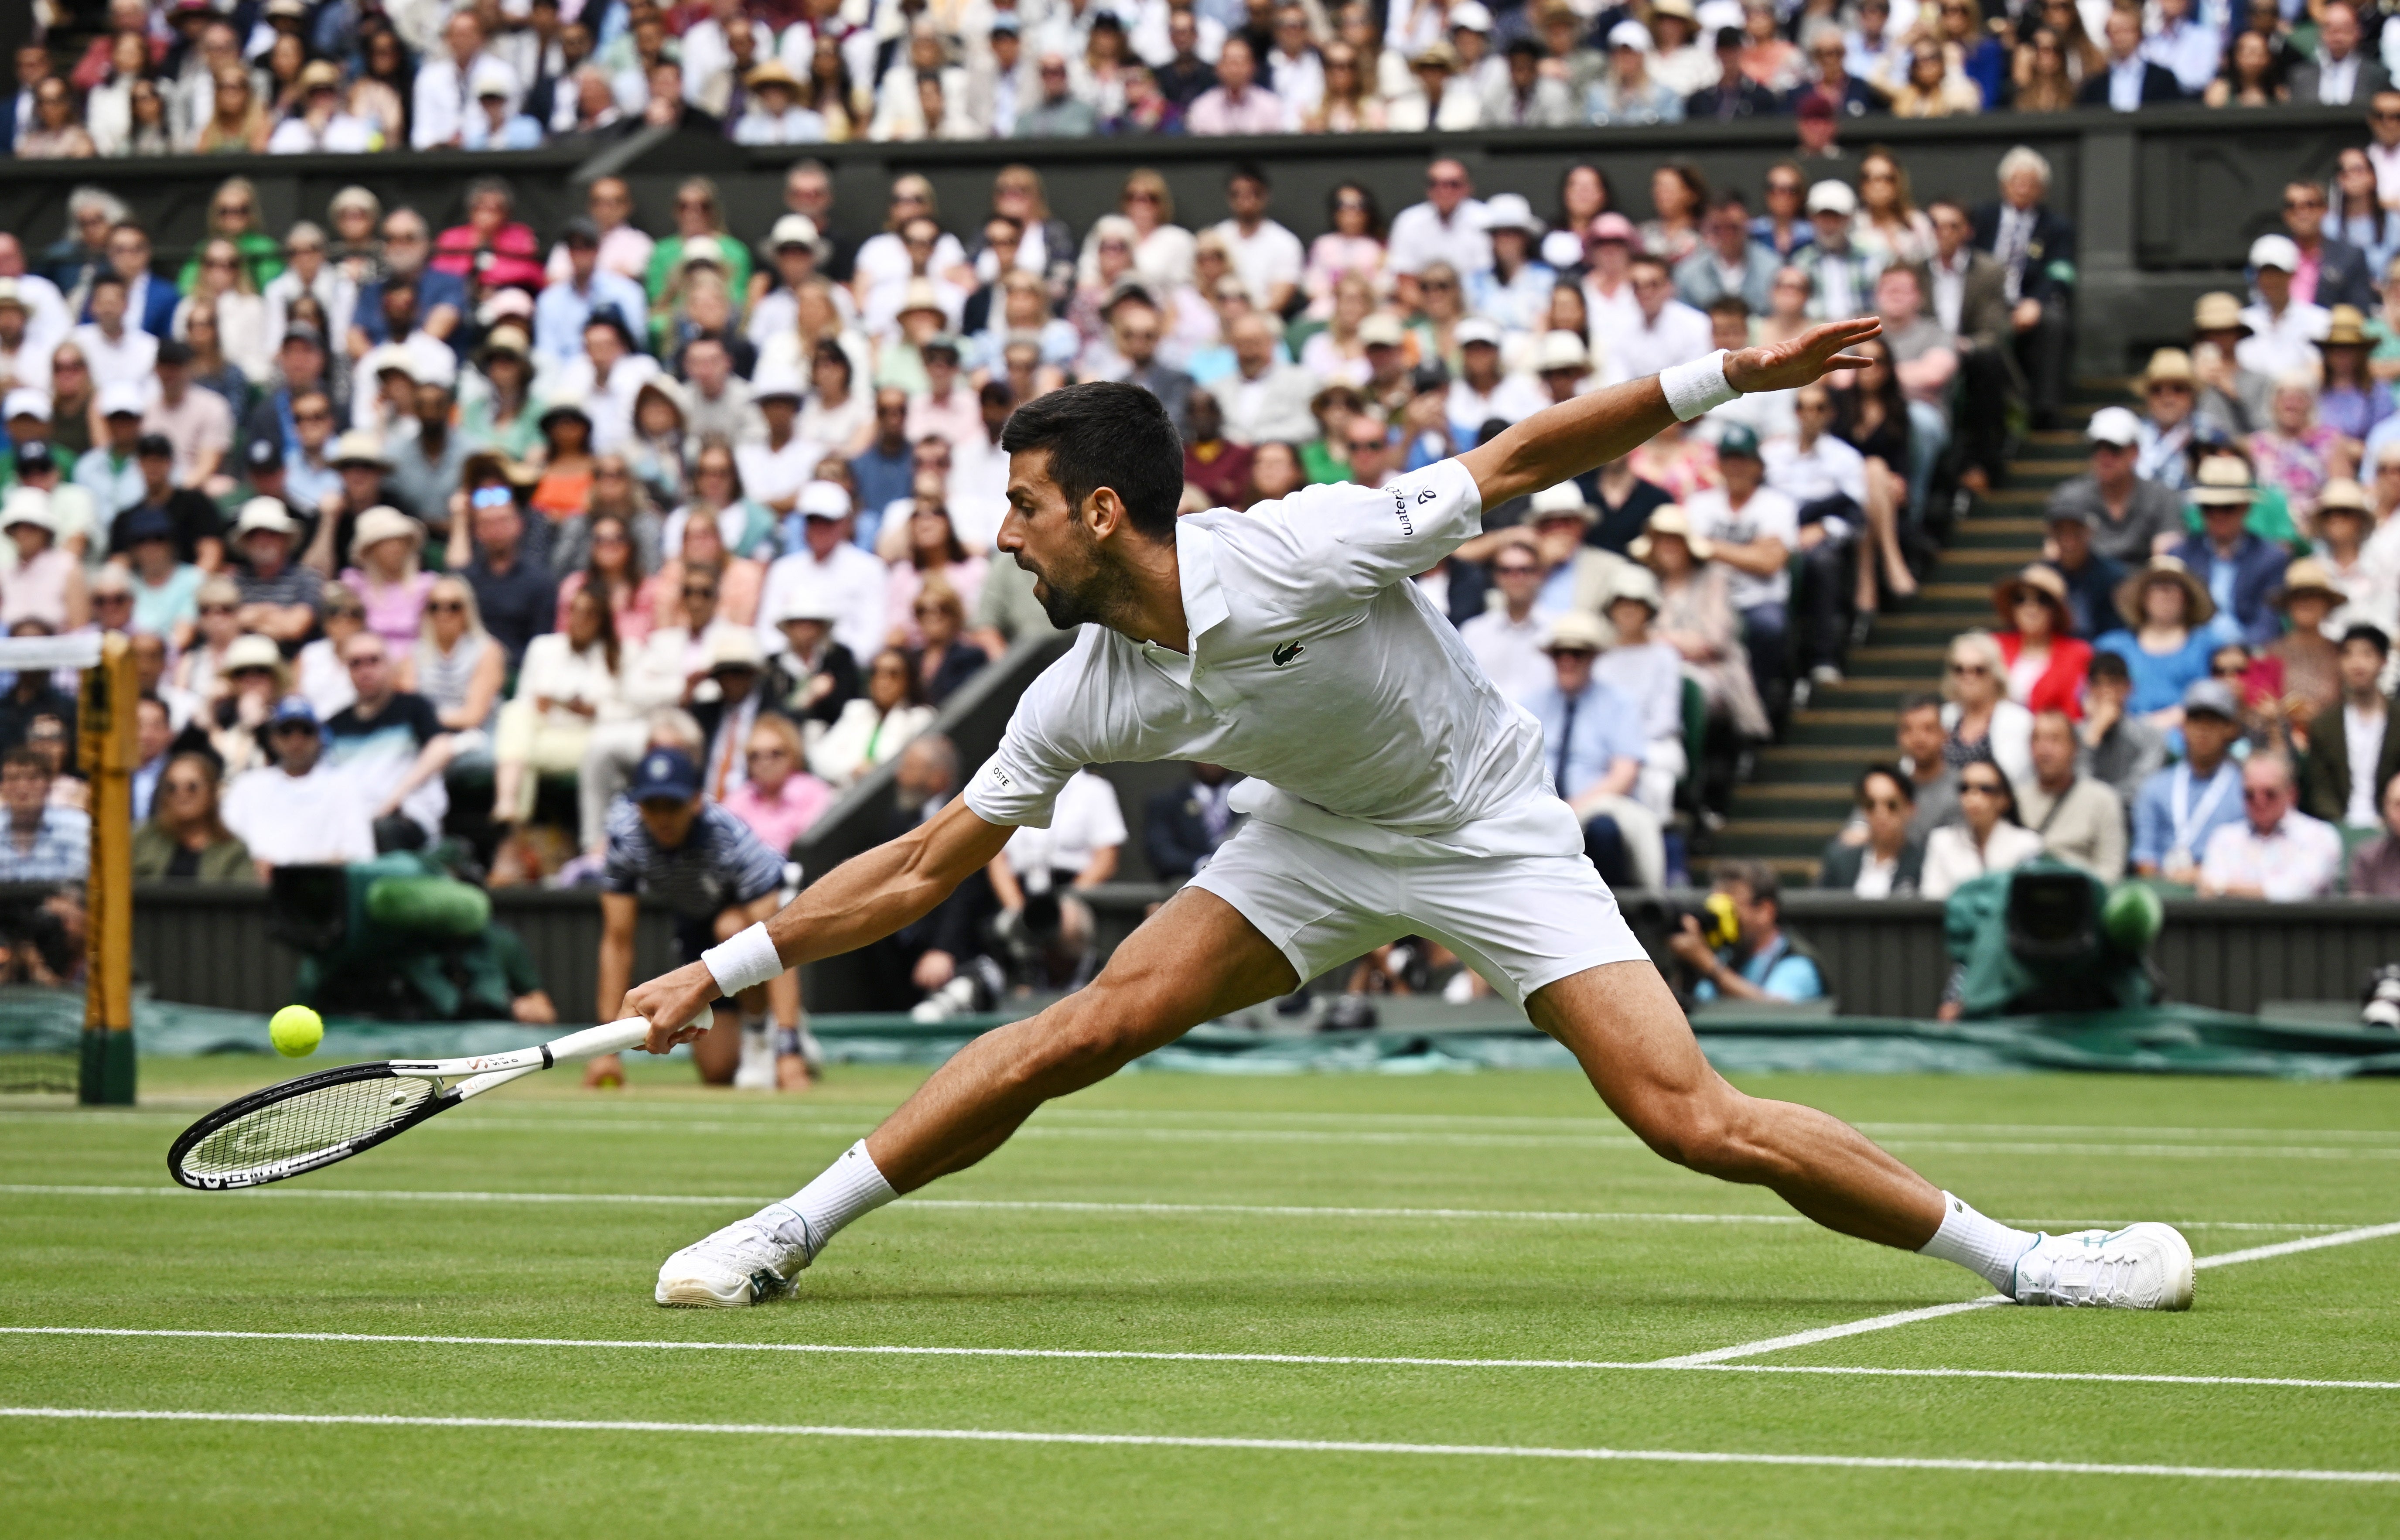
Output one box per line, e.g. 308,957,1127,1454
119,507,202,647
2303,623,2400,827
1993,563,2093,717
1458,537,1550,702
2173,455,2289,646
131,750,255,881
2238,235,2330,380
2289,0,2388,106
757,480,886,662
1972,148,2076,430
2130,678,2248,880
413,9,516,150
269,59,376,153
2199,750,2341,898
2264,558,2343,728
590,747,804,1089
1795,182,1874,323
535,218,649,369
811,645,933,789
1769,381,1891,661
1484,36,1576,127
1182,389,1255,508
0,490,85,633
220,695,376,874
1145,762,1240,882
462,488,555,667
2046,406,2185,564
2099,556,2232,723
1683,426,1796,716
2076,6,2185,108
2079,650,2167,807
1019,51,1102,136
2043,505,2127,643
1920,759,2045,901
1517,610,1659,891
990,765,1126,990
1941,630,2034,785
910,578,988,707
2130,348,2209,492
1587,23,1684,126
1668,860,1825,1003
494,584,625,826
325,630,454,850
0,746,88,884
2312,479,2396,640
1596,567,1685,817
1819,764,1925,897
1636,503,1771,748
722,712,831,857
2016,707,2127,880
19,76,96,159
1675,192,1778,316
1891,38,1982,116
2207,25,2289,106
762,588,860,729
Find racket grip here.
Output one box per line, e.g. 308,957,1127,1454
545,1014,703,1063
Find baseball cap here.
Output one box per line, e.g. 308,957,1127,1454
1455,318,1502,348
628,747,703,803
4,387,50,422
2248,234,2302,273
1716,423,1762,460
1806,180,1858,217
2085,405,2141,447
266,695,320,731
98,382,146,418
235,496,299,538
116,506,175,545
246,437,284,471
12,440,54,477
770,214,820,249
751,365,805,403
1589,212,1637,244
280,321,325,350
1535,330,1591,372
1607,18,1652,49
1449,0,1493,29
2181,679,2240,721
797,479,852,520
775,590,843,625
560,216,601,247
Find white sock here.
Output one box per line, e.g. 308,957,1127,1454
1917,1192,2039,1296
761,1140,897,1262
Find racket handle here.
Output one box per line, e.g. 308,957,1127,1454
545,1012,706,1063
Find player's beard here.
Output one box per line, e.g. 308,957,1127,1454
1021,538,1138,633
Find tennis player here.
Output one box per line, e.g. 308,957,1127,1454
628,320,2195,1313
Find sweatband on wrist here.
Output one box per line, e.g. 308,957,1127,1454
772,1025,803,1057
1660,349,1738,421
702,922,783,996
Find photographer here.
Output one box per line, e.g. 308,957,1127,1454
1667,860,1826,1005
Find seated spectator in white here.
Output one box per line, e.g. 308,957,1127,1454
2199,750,2342,899
294,580,367,721
403,574,508,746
1468,195,1557,336
268,60,376,152
0,746,88,884
1145,762,1240,881
1215,313,1316,447
733,368,817,521
733,59,826,144
0,489,86,633
1586,21,1685,124
758,480,886,662
1818,764,1925,897
905,337,983,450
1386,158,1492,285
1481,35,1577,126
2014,707,2127,881
1683,427,1797,701
494,585,628,826
68,273,157,393
75,385,148,519
221,695,376,875
1603,254,1714,388
1443,319,1547,446
2237,236,2331,382
229,497,321,646
1920,760,2047,900
325,630,456,849
691,628,774,803
810,645,933,789
1940,630,2034,785
990,765,1127,987
721,711,832,857
1459,538,1550,702
1595,568,1686,818
1516,611,1663,890
1209,166,1306,319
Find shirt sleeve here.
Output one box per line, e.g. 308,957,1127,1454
1208,458,1485,619
963,632,1102,829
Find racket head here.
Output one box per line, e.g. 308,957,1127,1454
168,1062,455,1190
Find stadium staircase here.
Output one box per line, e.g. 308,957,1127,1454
1711,386,2117,882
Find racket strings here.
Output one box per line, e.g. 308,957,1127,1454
178,1076,440,1181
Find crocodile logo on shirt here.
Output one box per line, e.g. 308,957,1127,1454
1271,642,1305,667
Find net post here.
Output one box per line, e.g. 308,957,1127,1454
79,631,135,1106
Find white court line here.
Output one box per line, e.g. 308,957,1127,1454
10,1326,2399,1393
0,1407,2390,1483
1654,1221,2400,1368
0,1185,2360,1233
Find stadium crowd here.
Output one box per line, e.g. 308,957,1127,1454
16,0,2400,155
0,0,2398,1012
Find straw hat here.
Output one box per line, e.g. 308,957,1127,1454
2136,348,2196,393
348,505,424,565
1527,482,1596,525
2114,555,2216,629
2320,304,2372,348
745,58,802,90
1629,504,1713,563
1992,562,2070,624
2273,557,2344,610
2317,477,2372,519
1540,611,1611,653
2188,454,2257,507
1607,566,1664,614
220,633,290,690
2191,292,2250,335
329,430,390,470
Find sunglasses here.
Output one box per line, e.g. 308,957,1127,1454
1493,563,1541,577
426,600,465,615
1948,662,1991,676
681,586,718,599
746,746,790,761
2212,663,2247,677
1863,796,1907,812
162,779,208,796
1960,779,2005,796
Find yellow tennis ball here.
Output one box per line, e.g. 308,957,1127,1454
269,1005,324,1059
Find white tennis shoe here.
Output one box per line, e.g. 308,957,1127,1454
2010,1223,2194,1310
654,1211,812,1307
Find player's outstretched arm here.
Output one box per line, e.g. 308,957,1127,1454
621,797,1015,1051
1458,317,1883,510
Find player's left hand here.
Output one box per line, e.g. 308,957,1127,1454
1724,316,1884,396
624,961,721,1054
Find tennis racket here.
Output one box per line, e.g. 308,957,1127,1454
167,1013,702,1190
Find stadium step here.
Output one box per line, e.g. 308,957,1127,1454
1704,390,2097,875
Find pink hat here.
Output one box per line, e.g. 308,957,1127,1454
1589,212,1637,244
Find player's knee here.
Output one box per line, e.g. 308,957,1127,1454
1628,1091,1758,1178
1022,987,1149,1084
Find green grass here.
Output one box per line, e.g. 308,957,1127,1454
3,1056,2398,1536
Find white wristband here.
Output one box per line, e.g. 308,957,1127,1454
1660,349,1738,422
702,922,784,996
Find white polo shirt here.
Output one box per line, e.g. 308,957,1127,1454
966,459,1579,862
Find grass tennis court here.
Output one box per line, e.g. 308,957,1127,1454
4,1058,2397,1537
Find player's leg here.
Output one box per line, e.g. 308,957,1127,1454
653,885,1302,1305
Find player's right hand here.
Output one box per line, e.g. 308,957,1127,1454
625,962,720,1054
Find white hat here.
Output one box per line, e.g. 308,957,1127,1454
1481,193,1544,237
469,58,516,99
330,429,390,468
408,347,458,390
797,479,852,520
1358,313,1407,348
234,496,299,539
751,365,805,402
2249,233,2302,273
348,505,423,563
707,627,767,672
1454,318,1503,348
769,214,820,250
1,485,52,533
97,381,146,418
1535,330,1591,372
3,387,50,422
1806,180,1858,217
361,342,417,380
1607,19,1653,50
0,279,23,311
1608,566,1664,613
1448,0,1494,29
1528,482,1596,522
679,234,727,270
775,589,843,625
2086,405,2143,447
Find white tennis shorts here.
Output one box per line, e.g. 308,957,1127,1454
1186,816,1650,1011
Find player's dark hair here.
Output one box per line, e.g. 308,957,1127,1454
998,380,1185,543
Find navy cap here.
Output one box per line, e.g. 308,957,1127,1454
1717,423,1761,461
266,695,319,730
13,440,54,476
629,747,702,802
118,506,174,544
246,436,284,471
